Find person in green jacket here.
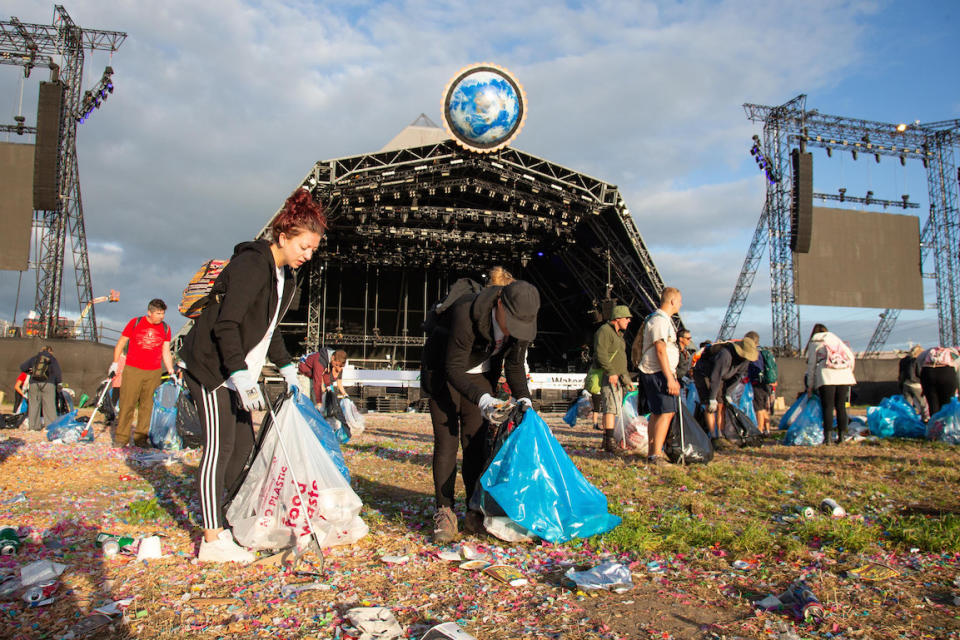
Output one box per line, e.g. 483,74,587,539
593,305,634,453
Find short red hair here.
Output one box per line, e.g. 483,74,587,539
270,188,326,241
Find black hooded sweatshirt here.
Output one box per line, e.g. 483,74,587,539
444,286,532,405
180,239,297,390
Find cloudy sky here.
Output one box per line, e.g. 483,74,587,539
1,0,957,353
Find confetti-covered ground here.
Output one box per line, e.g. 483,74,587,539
0,409,958,639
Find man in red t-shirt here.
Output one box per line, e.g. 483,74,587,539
110,298,176,447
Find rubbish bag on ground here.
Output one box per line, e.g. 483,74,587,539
46,410,94,443
175,387,202,448
783,394,824,446
149,381,182,450
478,408,621,543
613,390,648,451
563,390,592,427
665,400,714,463
926,397,960,445
225,393,367,550
722,402,763,447
340,396,365,436
867,395,926,439
56,387,75,415
737,381,758,425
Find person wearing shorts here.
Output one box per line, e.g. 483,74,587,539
635,287,683,464
593,305,634,453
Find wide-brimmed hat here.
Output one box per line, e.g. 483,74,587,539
733,335,759,361
610,305,632,320
500,280,540,342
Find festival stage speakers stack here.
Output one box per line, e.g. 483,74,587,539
791,149,813,254
34,81,63,212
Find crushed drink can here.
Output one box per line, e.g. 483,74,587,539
785,579,824,623
795,506,816,519
820,498,846,517
22,579,58,605
0,526,20,555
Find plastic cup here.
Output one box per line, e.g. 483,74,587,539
136,535,162,560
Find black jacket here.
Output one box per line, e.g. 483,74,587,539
445,286,531,405
693,342,748,401
20,351,62,386
180,239,297,390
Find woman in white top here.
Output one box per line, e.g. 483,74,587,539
805,323,856,444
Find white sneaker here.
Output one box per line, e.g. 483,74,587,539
197,530,255,564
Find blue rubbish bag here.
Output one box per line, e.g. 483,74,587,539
783,394,824,446
563,391,592,427
149,381,182,450
46,410,94,443
291,389,351,482
779,394,808,430
926,397,960,445
480,408,621,543
683,381,699,411
867,395,926,439
737,382,758,425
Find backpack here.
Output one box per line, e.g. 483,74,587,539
925,347,959,368
822,341,853,370
421,278,483,336
31,352,53,382
180,259,229,318
760,348,778,383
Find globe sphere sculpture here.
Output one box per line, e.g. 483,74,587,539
442,63,527,153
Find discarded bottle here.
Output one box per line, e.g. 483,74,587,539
820,498,846,517
0,526,21,555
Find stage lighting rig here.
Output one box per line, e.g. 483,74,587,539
76,66,115,124
749,135,780,183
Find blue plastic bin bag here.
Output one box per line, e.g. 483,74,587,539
783,395,824,446
46,409,93,443
480,408,621,543
779,394,808,430
926,397,960,445
683,381,699,411
291,389,351,482
149,381,182,450
737,381,757,425
563,391,592,428
867,395,925,439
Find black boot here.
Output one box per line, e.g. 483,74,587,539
601,429,619,454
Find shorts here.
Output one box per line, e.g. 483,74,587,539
640,371,678,415
752,383,771,412
600,381,622,415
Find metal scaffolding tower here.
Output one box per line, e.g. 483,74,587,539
718,94,960,354
1,6,126,340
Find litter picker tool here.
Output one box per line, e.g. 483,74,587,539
87,377,115,438
677,390,686,465
264,391,326,574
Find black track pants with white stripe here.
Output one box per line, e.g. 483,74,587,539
186,374,255,531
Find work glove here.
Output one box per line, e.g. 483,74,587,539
478,393,509,423
108,362,118,377
517,397,533,415
229,370,265,412
279,364,299,394
707,398,718,414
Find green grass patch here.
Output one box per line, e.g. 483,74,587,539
124,498,167,524
881,513,960,552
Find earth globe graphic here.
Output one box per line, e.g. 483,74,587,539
442,64,526,153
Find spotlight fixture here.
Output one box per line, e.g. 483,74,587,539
75,66,117,124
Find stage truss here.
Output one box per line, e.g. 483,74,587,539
718,94,960,355
1,6,126,340
260,139,667,369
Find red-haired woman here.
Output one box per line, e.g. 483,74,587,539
180,188,325,563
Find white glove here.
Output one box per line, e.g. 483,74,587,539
477,393,502,422
279,364,299,394
518,397,533,410
707,399,718,413
108,362,118,377
229,370,265,412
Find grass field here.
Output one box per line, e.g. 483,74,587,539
0,407,957,639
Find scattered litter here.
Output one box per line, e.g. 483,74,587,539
135,535,163,560
731,559,752,570
756,594,783,610
458,560,490,571
280,582,332,597
421,621,477,639
820,498,846,517
847,563,901,581
20,559,67,586
564,561,633,592
344,606,404,640
380,554,410,565
483,564,528,586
